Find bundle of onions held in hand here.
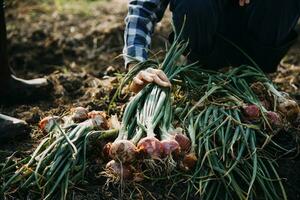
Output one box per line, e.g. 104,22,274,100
103,29,198,182
102,24,299,199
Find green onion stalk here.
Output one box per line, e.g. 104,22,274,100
212,66,298,127
185,106,286,200
105,27,199,180
177,66,290,200
104,22,295,198
0,110,115,200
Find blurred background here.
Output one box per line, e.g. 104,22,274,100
5,0,171,78
1,0,172,129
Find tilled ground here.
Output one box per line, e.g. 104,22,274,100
1,0,300,199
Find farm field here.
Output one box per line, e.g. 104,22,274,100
1,0,300,199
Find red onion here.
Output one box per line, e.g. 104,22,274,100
137,136,163,159
88,111,109,129
243,104,260,120
109,140,137,163
105,160,133,180
182,153,197,171
39,116,60,133
175,134,191,153
266,111,282,126
71,107,88,123
161,139,180,157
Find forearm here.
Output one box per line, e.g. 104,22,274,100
123,0,169,68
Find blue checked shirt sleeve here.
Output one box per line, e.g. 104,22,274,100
123,0,169,67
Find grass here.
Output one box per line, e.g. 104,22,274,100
53,0,109,15
8,0,111,17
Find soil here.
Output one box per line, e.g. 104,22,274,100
1,0,300,199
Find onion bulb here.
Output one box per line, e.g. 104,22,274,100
277,99,299,121
105,160,133,180
137,137,163,159
175,134,191,153
266,111,282,127
88,111,109,129
243,104,260,120
181,153,197,171
109,140,137,163
71,107,88,123
39,116,60,133
161,139,180,157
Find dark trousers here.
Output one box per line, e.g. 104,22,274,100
0,0,10,79
170,0,300,72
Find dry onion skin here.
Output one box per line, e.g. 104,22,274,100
175,133,191,153
105,160,133,181
137,136,163,159
277,99,299,121
266,111,282,127
39,116,60,133
103,142,112,159
181,153,197,171
71,107,89,123
109,140,137,163
242,104,260,121
88,110,109,129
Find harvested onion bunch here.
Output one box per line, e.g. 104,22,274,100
106,55,296,199
0,108,115,199
103,25,297,199
104,29,197,182
175,65,293,200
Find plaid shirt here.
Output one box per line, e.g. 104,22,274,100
123,0,169,67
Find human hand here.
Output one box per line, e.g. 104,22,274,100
239,0,250,6
129,67,171,93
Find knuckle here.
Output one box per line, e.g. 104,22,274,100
138,71,144,77
146,67,153,72
142,71,149,78
159,71,165,76
133,77,139,82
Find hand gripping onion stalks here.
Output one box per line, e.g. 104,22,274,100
103,26,297,200
103,28,197,181
107,60,295,199
89,25,298,199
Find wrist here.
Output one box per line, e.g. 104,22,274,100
127,62,138,71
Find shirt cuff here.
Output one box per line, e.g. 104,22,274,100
123,45,148,68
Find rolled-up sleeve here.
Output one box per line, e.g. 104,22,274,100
123,0,169,67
